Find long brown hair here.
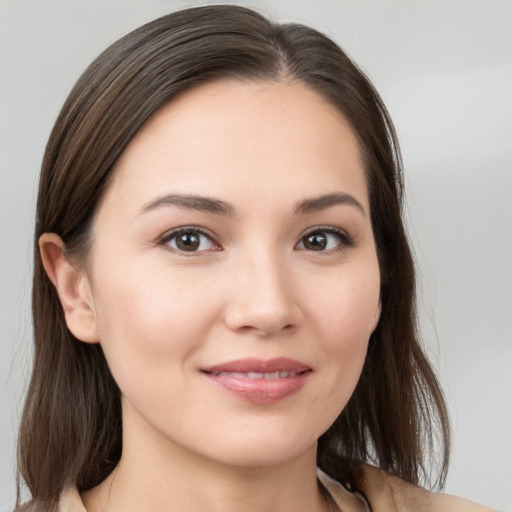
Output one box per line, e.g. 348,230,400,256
17,4,450,510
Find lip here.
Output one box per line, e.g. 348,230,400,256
201,358,312,404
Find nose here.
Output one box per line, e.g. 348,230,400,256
223,252,303,337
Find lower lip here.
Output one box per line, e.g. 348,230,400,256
204,372,310,404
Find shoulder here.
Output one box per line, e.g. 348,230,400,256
17,488,86,512
318,469,370,511
57,487,86,512
347,464,497,512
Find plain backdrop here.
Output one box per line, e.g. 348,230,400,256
1,0,510,510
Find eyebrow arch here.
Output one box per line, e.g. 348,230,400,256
295,193,366,217
140,192,365,218
140,194,235,216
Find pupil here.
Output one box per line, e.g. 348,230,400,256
177,232,200,251
305,232,327,250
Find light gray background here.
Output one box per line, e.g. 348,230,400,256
1,0,510,510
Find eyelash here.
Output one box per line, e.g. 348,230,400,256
157,225,355,255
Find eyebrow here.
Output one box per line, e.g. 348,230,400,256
140,194,235,216
140,192,366,217
295,192,366,217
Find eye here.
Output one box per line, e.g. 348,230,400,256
296,228,354,252
160,228,219,253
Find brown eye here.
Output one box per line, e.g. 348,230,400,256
165,229,216,253
296,229,353,252
303,232,328,251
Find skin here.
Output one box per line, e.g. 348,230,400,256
41,80,381,512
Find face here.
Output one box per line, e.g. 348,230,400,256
82,80,381,468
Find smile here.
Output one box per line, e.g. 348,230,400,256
201,358,312,404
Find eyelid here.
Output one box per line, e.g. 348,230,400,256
300,225,350,238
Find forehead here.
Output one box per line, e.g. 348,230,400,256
102,79,368,215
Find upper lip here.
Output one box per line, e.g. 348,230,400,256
201,357,312,374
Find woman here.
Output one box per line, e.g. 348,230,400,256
16,5,496,511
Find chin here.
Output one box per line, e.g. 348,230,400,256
198,429,319,469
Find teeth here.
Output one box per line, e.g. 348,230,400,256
213,371,298,379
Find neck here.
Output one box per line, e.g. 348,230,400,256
82,404,328,512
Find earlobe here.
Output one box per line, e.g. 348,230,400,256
39,233,99,343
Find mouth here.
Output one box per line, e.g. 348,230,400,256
200,358,312,404
209,370,304,379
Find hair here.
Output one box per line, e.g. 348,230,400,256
17,4,450,510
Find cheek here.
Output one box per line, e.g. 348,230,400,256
303,258,380,403
90,260,218,385
306,263,380,347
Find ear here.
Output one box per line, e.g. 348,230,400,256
39,233,99,343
